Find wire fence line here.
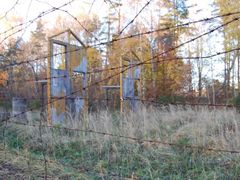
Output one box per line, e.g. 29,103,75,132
0,0,19,21
34,1,100,43
1,1,239,40
88,0,97,15
0,14,238,128
1,98,240,178
0,0,152,43
126,16,240,74
1,10,240,72
2,119,240,154
118,0,153,36
0,0,77,37
0,45,239,86
122,98,240,108
1,4,240,179
0,96,239,110
0,13,239,89
2,112,239,179
0,91,238,107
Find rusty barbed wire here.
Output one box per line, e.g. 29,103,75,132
122,98,240,108
0,46,230,84
0,16,238,162
0,45,239,85
1,4,240,179
125,16,240,75
87,46,240,74
88,0,97,15
4,119,240,154
0,15,238,125
1,43,239,83
118,0,153,36
0,0,19,21
0,95,239,109
2,114,239,178
0,0,77,44
0,11,239,72
35,1,100,43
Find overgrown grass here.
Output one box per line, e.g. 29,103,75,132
1,106,240,179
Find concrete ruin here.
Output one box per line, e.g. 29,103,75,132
47,29,88,124
122,59,141,111
12,97,27,121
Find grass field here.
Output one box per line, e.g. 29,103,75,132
1,105,240,179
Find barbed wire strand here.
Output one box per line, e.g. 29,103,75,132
0,11,239,72
126,16,240,75
0,16,237,166
36,1,101,43
1,3,240,179
0,95,239,108
0,0,19,21
5,120,240,154
0,0,76,36
118,0,153,36
88,0,96,15
122,98,240,108
0,0,77,44
1,15,238,125
0,45,240,85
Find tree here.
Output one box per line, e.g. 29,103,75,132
24,19,47,97
149,0,189,99
214,0,240,102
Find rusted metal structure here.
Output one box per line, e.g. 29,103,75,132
47,29,88,124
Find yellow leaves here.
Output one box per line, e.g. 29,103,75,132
87,47,101,68
70,45,85,70
0,71,8,86
0,15,24,42
53,98,65,116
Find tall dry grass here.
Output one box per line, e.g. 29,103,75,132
3,105,240,178
11,105,240,152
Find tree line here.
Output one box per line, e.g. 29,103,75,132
0,0,239,108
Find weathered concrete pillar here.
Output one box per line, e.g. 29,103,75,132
12,97,27,121
75,97,84,115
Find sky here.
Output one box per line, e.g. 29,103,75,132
0,0,107,29
0,0,213,36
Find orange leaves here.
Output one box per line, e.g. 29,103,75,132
0,71,8,86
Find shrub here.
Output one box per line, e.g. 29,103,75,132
158,95,185,104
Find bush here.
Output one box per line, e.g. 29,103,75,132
0,100,11,110
28,99,41,109
232,96,240,112
233,96,240,106
158,95,185,104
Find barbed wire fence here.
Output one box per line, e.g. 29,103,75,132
0,7,239,129
0,0,78,44
0,0,19,21
0,10,239,64
0,1,240,179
